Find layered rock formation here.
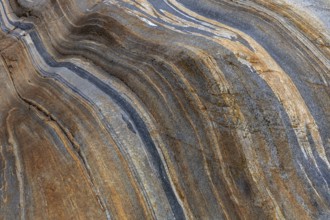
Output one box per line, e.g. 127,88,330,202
0,0,329,219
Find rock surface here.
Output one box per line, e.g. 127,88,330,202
0,0,329,219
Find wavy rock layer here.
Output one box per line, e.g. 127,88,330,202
0,0,329,219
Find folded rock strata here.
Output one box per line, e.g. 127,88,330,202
0,0,329,219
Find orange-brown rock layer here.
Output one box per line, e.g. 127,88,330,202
0,0,329,219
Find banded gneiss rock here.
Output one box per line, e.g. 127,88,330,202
0,0,329,219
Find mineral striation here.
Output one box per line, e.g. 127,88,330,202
0,0,329,219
